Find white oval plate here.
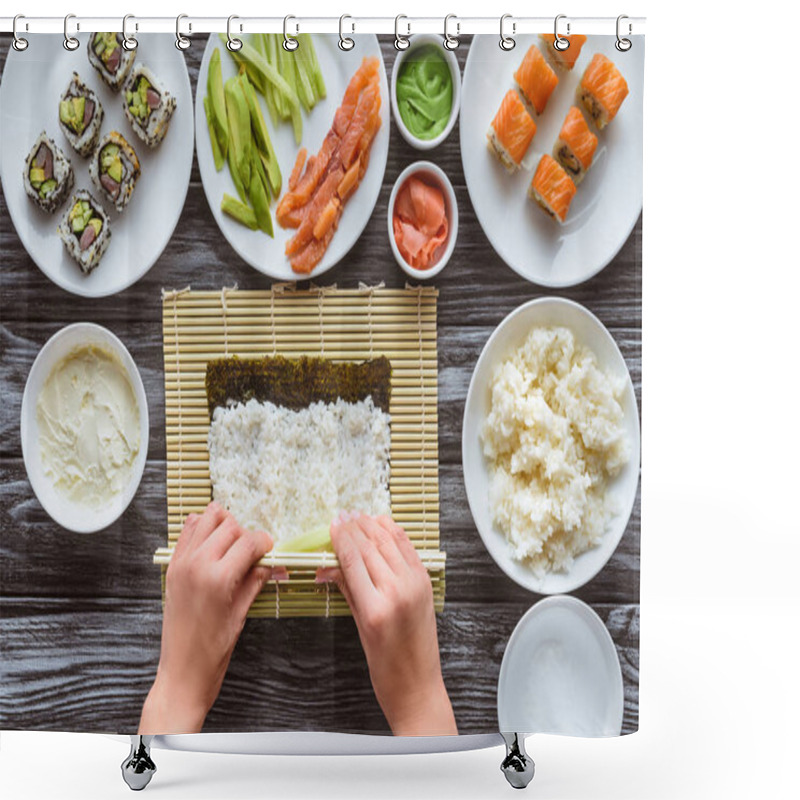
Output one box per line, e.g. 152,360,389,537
460,35,643,287
20,323,149,533
462,297,640,595
498,596,624,736
195,34,390,280
0,34,193,298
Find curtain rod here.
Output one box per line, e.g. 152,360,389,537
0,15,646,37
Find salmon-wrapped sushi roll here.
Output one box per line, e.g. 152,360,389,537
487,90,537,172
539,34,587,71
513,45,558,115
553,106,598,184
528,154,576,223
578,53,629,130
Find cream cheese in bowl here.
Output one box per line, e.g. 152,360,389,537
37,344,140,508
21,323,149,533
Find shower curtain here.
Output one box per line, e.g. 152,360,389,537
0,25,642,743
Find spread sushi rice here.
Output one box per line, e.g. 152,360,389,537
481,327,629,575
208,397,391,542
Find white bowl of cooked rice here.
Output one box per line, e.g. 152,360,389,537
462,297,640,594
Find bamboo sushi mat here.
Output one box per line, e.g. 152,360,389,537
159,283,444,618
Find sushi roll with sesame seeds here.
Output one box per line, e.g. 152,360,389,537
123,64,177,148
23,132,74,214
58,72,105,157
58,190,111,273
90,131,141,213
88,32,136,92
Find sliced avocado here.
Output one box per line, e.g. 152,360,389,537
89,217,103,237
71,213,86,234
107,159,123,183
29,167,45,186
59,99,73,125
39,179,56,197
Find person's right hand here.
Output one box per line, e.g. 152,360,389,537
317,513,457,736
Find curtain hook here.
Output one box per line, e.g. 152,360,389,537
122,14,138,51
226,15,242,51
63,14,79,51
443,14,459,51
283,15,299,51
339,15,355,51
499,14,515,51
394,15,410,50
616,15,632,51
12,14,29,52
175,14,191,51
554,14,570,51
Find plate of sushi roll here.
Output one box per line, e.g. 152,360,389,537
0,33,193,298
461,34,643,288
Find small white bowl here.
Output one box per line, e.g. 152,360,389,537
20,323,149,533
497,596,624,736
391,34,461,150
388,160,458,280
462,297,640,594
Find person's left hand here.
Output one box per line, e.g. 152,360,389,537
139,503,284,734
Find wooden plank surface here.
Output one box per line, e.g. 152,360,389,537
0,35,641,736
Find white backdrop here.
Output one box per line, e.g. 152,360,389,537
2,1,799,798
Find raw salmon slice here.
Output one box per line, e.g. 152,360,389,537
487,89,537,171
579,53,629,129
528,154,577,222
514,45,559,115
553,106,597,183
538,34,588,70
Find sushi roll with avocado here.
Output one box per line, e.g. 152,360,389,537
23,132,74,214
58,72,104,157
89,131,141,213
58,190,111,274
123,64,177,148
88,32,135,92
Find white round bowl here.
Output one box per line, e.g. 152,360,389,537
462,297,640,594
497,596,624,736
388,161,458,280
391,34,461,150
20,323,149,533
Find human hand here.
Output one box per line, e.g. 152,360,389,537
317,513,457,736
139,502,283,734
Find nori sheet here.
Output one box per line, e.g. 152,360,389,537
205,355,392,416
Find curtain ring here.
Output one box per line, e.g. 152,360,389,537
339,15,355,51
499,14,515,51
394,15,410,51
443,14,459,51
122,14,138,51
283,15,299,51
12,14,29,52
616,15,632,51
554,14,570,51
63,14,79,51
175,14,191,50
226,15,242,51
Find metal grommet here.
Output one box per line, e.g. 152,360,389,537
63,14,79,51
283,15,299,52
226,15,242,52
443,14,459,51
394,15,410,51
122,14,138,51
12,14,29,52
339,14,355,51
554,14,570,51
499,14,515,51
175,14,191,51
616,14,632,51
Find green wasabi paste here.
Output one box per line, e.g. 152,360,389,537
396,45,453,141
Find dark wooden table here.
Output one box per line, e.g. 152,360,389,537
0,36,640,736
